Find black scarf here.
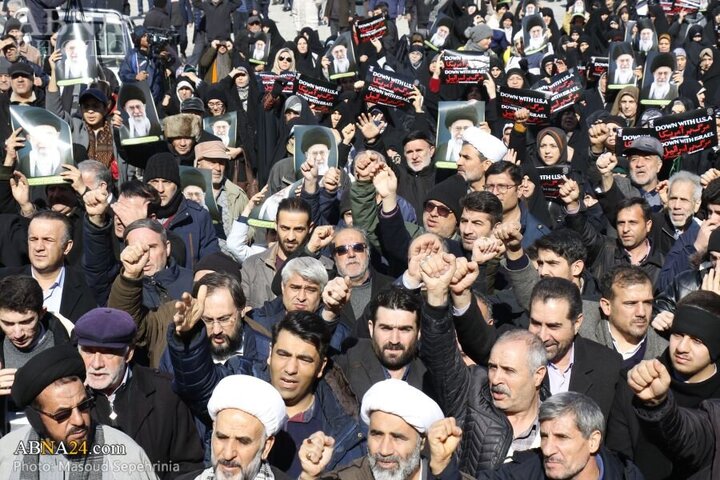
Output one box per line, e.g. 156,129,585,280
155,190,183,220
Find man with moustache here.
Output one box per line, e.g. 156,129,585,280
75,308,204,479
119,84,162,139
612,45,637,86
0,345,155,478
333,286,430,401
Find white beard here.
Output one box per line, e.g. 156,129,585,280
130,116,151,137
65,58,89,78
528,35,545,51
638,38,654,52
430,33,447,47
446,139,463,161
649,82,670,99
614,68,635,84
218,133,230,146
29,149,62,177
252,47,265,60
333,58,350,73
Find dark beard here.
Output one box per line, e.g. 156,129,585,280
372,340,417,370
211,322,244,361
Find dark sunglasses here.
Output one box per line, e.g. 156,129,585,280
34,396,95,423
424,201,453,218
334,243,366,256
236,72,248,77
278,56,292,61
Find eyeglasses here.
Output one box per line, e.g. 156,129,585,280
334,243,367,256
483,184,518,193
34,396,95,423
424,201,453,218
208,101,224,107
278,56,292,61
202,314,236,327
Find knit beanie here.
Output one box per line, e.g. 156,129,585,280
708,229,720,253
673,301,720,362
424,175,467,222
467,24,493,43
144,153,181,187
193,252,242,281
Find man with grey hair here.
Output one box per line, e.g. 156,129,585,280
77,159,112,196
473,392,644,478
247,256,353,351
417,249,551,476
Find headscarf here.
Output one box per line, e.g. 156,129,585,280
536,127,568,165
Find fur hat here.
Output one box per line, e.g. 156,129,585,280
163,113,201,140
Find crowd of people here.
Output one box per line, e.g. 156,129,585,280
3,0,720,478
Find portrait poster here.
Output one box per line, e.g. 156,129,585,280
203,112,237,148
640,52,678,106
325,32,357,80
10,105,74,186
55,23,98,86
117,82,163,145
179,166,220,221
293,125,338,177
424,15,453,52
435,100,485,169
522,14,548,55
249,34,271,65
248,179,303,229
608,42,638,90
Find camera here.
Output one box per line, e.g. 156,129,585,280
145,27,179,62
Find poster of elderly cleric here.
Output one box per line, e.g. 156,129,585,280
293,126,338,177
179,166,220,221
117,82,163,145
325,32,357,80
608,42,638,90
54,23,98,86
441,50,489,85
203,113,237,148
10,105,73,186
640,52,678,106
248,179,303,229
522,14,549,56
435,101,485,168
363,66,415,109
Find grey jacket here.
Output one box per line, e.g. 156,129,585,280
241,243,281,309
579,312,668,361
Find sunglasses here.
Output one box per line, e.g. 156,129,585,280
424,201,453,218
279,56,292,61
34,396,95,423
333,243,366,256
236,72,248,77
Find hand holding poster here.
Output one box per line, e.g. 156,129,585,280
118,82,163,145
534,70,584,114
536,165,571,199
293,126,339,177
352,14,388,44
363,66,415,108
588,57,608,80
295,74,340,114
440,50,489,85
10,105,74,186
55,23,98,86
249,33,271,65
248,179,303,228
257,72,296,93
498,87,551,125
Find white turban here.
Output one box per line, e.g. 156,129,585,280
462,126,507,163
208,375,287,436
360,379,443,434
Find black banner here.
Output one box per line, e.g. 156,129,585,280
294,74,339,114
535,71,584,114
498,87,551,125
536,165,571,199
441,50,489,85
589,57,608,80
615,127,655,158
257,72,296,93
363,66,415,108
649,108,718,160
352,14,387,44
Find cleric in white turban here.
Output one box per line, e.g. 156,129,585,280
360,379,444,434
208,374,287,436
462,126,508,163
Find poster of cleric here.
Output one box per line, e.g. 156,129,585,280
293,126,338,177
203,113,237,148
117,82,163,145
10,105,74,185
54,23,98,86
